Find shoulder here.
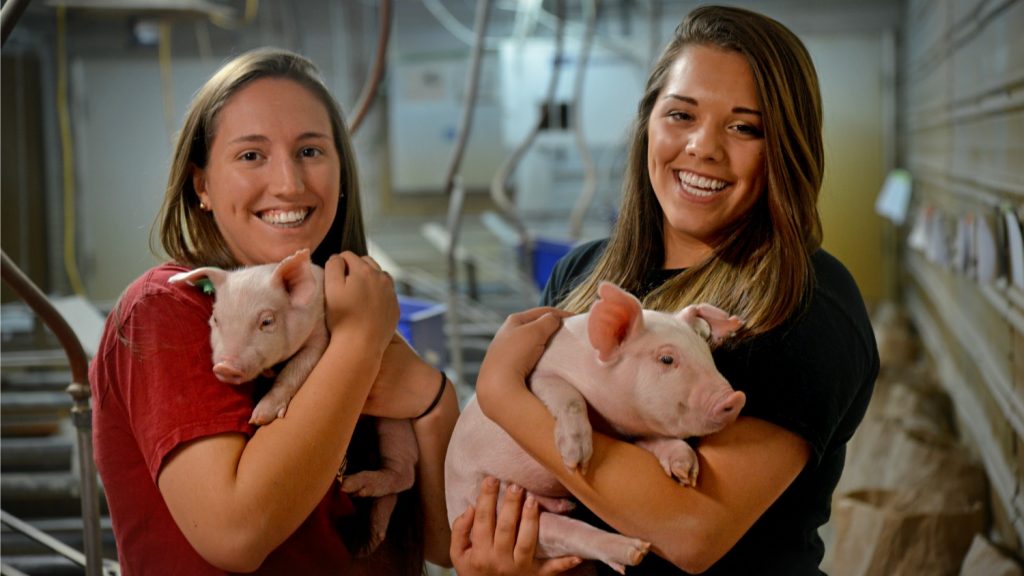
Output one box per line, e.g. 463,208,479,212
112,262,214,333
540,238,608,306
714,249,879,459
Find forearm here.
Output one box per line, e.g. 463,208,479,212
411,378,458,566
160,335,385,570
479,381,802,572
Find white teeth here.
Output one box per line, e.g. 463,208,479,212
260,209,309,226
678,172,728,197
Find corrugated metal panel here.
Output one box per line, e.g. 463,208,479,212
901,0,1024,552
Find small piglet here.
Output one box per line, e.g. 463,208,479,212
169,249,417,553
445,282,746,573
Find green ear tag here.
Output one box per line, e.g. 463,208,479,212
196,278,215,295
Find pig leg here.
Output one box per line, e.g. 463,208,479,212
341,418,418,497
250,327,329,425
537,511,650,574
531,374,593,473
633,437,699,487
341,418,418,553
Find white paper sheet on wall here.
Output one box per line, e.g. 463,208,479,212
1004,207,1024,290
926,207,949,266
908,205,929,252
953,213,972,275
875,168,913,225
975,212,999,283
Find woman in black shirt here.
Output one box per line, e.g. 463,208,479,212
456,5,878,575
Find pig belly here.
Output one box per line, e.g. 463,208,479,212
445,396,568,526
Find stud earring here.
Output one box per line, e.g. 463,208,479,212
199,201,208,211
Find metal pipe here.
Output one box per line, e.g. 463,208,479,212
442,0,492,386
0,250,105,576
347,0,391,135
568,0,599,240
489,0,566,281
0,0,32,46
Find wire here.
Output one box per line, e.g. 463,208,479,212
56,5,87,297
158,19,175,143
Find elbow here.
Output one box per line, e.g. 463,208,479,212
662,534,730,574
190,530,272,573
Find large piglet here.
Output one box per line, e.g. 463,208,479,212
445,282,746,573
169,249,417,553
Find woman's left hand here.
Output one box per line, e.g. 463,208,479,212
452,476,583,576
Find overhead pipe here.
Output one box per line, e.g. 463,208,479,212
347,0,392,135
567,0,599,240
0,0,32,45
489,0,566,283
442,0,492,386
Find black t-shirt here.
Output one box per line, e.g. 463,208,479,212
540,239,879,575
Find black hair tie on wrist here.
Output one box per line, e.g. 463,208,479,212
414,370,447,420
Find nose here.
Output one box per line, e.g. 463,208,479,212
269,156,305,197
213,361,246,384
711,390,746,426
685,125,724,162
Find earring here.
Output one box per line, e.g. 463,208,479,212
199,201,208,211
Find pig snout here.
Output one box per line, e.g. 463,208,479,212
212,361,247,385
708,390,746,430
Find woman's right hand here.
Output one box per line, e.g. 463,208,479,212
323,252,398,352
475,307,569,418
451,476,583,576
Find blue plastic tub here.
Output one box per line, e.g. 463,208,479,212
398,295,447,368
526,237,575,290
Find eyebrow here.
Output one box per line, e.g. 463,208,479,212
227,131,332,145
662,94,762,117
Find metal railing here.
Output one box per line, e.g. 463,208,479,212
1,250,110,576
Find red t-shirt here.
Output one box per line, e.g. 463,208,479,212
89,263,355,575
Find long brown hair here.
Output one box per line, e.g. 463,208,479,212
149,48,422,572
152,47,367,268
560,5,823,339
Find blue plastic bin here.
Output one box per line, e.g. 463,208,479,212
398,295,448,368
526,237,575,290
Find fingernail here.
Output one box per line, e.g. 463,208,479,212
509,484,522,494
484,477,498,488
525,495,536,509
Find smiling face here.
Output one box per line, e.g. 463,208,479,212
647,44,766,268
193,77,340,266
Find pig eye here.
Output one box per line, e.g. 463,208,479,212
259,312,276,331
659,355,675,366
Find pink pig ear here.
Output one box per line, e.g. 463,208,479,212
168,267,228,290
588,282,644,362
678,303,744,347
274,249,318,308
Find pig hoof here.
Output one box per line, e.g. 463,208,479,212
556,432,592,471
672,459,699,487
627,540,651,565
